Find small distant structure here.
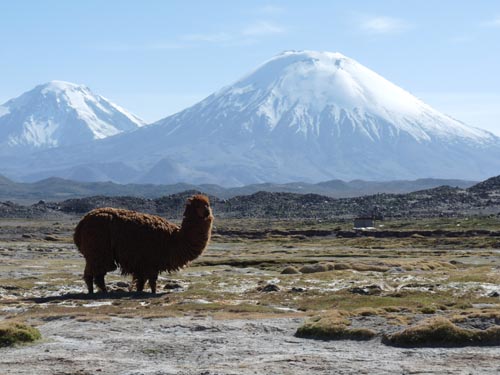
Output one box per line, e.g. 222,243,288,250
353,216,375,230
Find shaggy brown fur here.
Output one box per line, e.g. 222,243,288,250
74,194,213,294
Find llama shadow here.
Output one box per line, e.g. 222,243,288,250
24,290,168,304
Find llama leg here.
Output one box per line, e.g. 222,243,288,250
148,273,158,294
94,274,107,293
135,275,146,292
84,273,94,294
83,263,94,294
129,274,136,292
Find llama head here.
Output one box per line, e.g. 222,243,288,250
184,194,212,220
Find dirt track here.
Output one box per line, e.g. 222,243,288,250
1,316,500,375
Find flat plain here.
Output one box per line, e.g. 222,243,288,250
1,216,500,374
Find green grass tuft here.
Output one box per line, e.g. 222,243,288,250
383,316,500,347
296,324,376,341
0,321,42,347
295,310,376,341
420,306,437,314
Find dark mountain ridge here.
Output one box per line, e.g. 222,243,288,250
0,174,475,203
2,175,500,220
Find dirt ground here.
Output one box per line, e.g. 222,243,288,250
2,218,500,374
2,316,500,375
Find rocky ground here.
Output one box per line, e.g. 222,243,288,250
2,217,500,374
2,175,500,220
3,316,500,375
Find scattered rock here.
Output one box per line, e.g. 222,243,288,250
1,286,18,291
388,267,406,273
21,234,32,239
299,264,328,274
258,284,280,292
281,266,300,274
349,285,383,295
333,262,351,270
164,281,183,290
488,291,500,297
115,281,129,288
290,287,305,293
44,235,60,241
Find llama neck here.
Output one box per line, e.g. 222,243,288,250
177,215,213,263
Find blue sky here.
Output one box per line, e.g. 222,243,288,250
1,1,500,133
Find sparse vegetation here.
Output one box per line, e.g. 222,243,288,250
383,316,500,347
1,216,500,348
0,321,41,347
295,310,376,340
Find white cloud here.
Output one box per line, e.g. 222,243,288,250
95,20,286,52
360,16,411,34
180,21,286,46
257,5,285,14
242,21,286,36
483,16,500,27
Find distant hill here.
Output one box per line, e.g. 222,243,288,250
2,175,500,220
0,174,476,203
467,175,500,194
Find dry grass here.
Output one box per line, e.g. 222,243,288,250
2,216,500,343
295,310,376,341
383,316,500,347
0,321,41,347
299,264,330,273
354,307,380,316
281,266,300,274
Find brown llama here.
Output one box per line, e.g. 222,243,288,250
73,194,213,294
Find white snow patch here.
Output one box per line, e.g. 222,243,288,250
0,106,9,117
0,80,145,150
82,301,113,308
218,50,495,143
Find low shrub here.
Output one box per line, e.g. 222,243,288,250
299,264,328,274
281,266,300,274
383,316,500,347
0,322,41,347
295,310,376,341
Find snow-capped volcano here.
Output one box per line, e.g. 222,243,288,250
2,51,500,184
211,50,492,143
0,80,145,153
157,50,494,145
117,50,498,184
